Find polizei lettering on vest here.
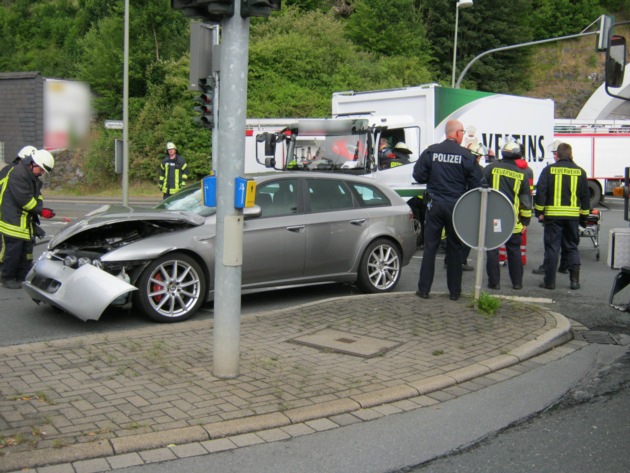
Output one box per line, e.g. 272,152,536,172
432,153,462,163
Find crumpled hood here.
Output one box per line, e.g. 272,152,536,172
48,204,206,248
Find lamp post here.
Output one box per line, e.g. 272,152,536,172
452,0,474,88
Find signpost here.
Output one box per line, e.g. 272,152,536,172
453,187,515,301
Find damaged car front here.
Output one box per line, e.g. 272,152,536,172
23,204,210,322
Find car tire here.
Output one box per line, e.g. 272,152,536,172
357,238,402,293
133,252,206,323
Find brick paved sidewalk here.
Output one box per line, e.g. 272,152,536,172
0,292,572,471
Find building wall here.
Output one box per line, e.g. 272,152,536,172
0,72,44,163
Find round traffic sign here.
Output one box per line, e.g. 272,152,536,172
453,187,515,250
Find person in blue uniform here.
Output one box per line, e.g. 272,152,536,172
412,120,482,301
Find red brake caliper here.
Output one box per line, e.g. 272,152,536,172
152,272,164,303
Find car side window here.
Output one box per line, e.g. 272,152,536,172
349,182,391,207
307,179,354,212
256,179,298,217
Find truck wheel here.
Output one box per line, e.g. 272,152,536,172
133,252,206,323
588,181,602,208
357,238,402,293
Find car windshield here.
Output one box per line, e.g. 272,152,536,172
155,184,217,218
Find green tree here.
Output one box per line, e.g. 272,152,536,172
73,0,189,119
248,6,432,117
422,0,534,93
529,0,602,40
344,0,431,61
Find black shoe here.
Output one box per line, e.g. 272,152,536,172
449,293,460,301
539,282,555,290
0,278,22,290
487,283,500,290
415,291,429,299
512,284,523,290
462,264,474,272
558,267,569,274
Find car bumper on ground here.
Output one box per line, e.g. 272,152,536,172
23,259,137,321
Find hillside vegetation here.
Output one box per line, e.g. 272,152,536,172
0,0,628,191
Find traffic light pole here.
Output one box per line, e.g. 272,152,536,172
213,2,249,378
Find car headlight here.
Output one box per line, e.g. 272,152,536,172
63,255,78,268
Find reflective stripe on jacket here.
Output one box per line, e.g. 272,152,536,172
534,158,590,219
0,161,42,240
159,154,188,195
484,159,532,234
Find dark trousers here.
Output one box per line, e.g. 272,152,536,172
1,235,32,282
487,232,523,287
543,219,580,285
418,200,463,296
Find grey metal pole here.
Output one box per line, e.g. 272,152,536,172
451,4,460,89
473,187,489,302
122,0,129,206
213,4,249,378
211,25,219,174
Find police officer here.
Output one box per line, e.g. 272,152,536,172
0,149,55,289
535,142,590,290
413,119,482,300
159,142,188,199
484,140,532,290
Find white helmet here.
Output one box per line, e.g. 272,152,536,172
17,145,37,160
166,142,177,150
394,142,412,154
468,142,489,157
32,149,55,173
548,139,563,153
501,139,523,159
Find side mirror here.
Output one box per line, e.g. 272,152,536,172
606,35,626,89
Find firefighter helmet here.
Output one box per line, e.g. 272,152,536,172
501,140,522,159
17,145,37,160
166,142,177,150
32,149,55,173
394,142,412,154
468,143,489,157
548,139,563,153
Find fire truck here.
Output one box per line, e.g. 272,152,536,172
554,118,630,207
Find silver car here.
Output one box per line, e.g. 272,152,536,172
24,173,416,323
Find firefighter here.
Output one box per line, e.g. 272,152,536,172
413,119,482,301
535,142,590,290
484,140,532,290
0,149,55,289
0,145,38,265
159,142,188,199
532,139,569,275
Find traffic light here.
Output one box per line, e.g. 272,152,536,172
240,0,281,18
195,77,216,128
171,0,234,22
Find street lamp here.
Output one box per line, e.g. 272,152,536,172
452,0,474,88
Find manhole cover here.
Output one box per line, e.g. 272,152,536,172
291,329,401,358
573,330,620,345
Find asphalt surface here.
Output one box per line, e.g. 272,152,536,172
0,290,580,472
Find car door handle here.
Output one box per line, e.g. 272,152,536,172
286,225,306,233
350,219,366,226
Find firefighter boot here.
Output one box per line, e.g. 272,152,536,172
570,269,580,290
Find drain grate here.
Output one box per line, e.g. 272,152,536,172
573,330,620,345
